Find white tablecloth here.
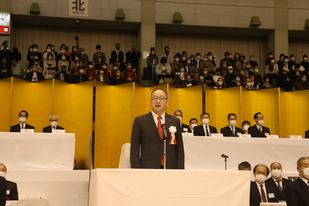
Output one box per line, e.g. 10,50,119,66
119,135,309,174
6,170,89,206
0,132,75,170
89,169,251,206
6,199,48,206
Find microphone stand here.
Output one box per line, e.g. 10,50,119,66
221,154,228,170
163,137,166,169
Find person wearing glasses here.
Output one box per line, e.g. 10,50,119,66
130,87,184,169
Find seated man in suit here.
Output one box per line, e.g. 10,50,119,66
24,63,44,82
285,156,309,206
10,110,35,132
266,162,292,201
250,164,279,206
220,113,244,137
248,112,270,137
305,130,309,138
173,109,191,133
238,161,251,171
193,113,217,136
43,115,65,133
0,163,18,200
0,176,5,206
189,118,198,133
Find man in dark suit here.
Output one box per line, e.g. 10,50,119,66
266,162,292,201
130,88,184,169
305,130,309,138
10,110,35,132
220,113,244,137
42,115,65,133
250,164,279,206
109,43,124,64
0,176,5,206
24,63,44,82
248,112,270,137
285,156,309,206
173,109,191,133
193,113,217,136
0,163,18,201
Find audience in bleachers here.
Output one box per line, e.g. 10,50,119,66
1,41,309,91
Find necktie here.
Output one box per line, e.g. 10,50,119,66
260,184,267,202
259,126,263,134
232,126,235,136
157,116,163,140
157,116,164,166
206,125,210,136
276,179,282,193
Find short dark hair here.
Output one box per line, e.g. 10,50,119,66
253,112,262,119
253,164,270,176
189,118,198,124
96,44,101,50
151,88,168,100
19,110,29,117
297,156,309,167
227,113,236,119
242,120,251,127
238,161,251,170
200,113,210,119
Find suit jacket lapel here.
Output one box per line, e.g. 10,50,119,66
146,112,160,140
297,178,309,196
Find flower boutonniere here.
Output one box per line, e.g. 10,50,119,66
168,126,177,145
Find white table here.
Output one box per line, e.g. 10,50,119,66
6,199,48,206
0,132,75,170
6,170,89,206
89,169,251,206
120,135,309,174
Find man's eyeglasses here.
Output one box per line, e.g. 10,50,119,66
151,97,167,101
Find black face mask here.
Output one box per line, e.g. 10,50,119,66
165,50,169,54
116,47,120,50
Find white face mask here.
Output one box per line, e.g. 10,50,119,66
203,71,208,75
176,116,182,121
48,56,53,60
271,169,282,179
80,70,84,74
229,120,236,126
61,49,65,53
191,123,197,128
255,174,267,184
46,49,51,52
89,65,94,69
102,66,107,69
99,70,104,74
0,171,6,178
302,168,309,179
113,67,118,70
50,121,58,127
258,120,264,125
61,57,66,60
228,70,233,73
243,125,249,131
19,117,26,123
236,77,240,82
254,69,259,73
202,118,209,125
199,76,204,80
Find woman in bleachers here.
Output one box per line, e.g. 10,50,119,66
10,47,21,76
43,52,57,79
295,74,309,90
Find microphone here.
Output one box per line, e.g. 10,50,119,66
161,124,168,140
221,154,228,158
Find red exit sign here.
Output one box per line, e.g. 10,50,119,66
0,26,10,34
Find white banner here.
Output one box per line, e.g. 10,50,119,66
69,0,88,16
